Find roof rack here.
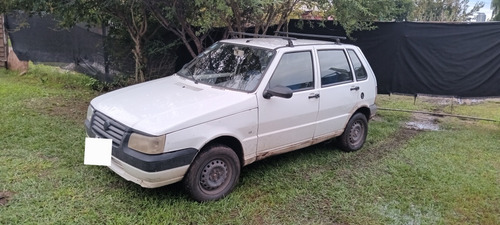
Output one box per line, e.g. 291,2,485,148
228,31,297,47
228,31,347,46
275,31,346,44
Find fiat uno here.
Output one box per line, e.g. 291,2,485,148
85,32,377,201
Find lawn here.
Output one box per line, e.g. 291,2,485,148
1,66,499,224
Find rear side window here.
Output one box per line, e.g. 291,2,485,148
317,50,353,87
269,51,314,91
348,50,368,81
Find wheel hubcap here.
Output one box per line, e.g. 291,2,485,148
349,121,364,145
200,160,228,191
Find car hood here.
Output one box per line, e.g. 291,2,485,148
91,75,257,135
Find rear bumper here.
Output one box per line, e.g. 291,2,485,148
369,104,377,119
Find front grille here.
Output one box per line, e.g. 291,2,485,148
91,111,128,148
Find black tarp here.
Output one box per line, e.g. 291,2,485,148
289,21,500,97
5,13,114,80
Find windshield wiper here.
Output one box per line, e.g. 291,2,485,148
192,74,198,84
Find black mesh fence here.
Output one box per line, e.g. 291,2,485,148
5,13,177,82
6,13,124,81
288,20,500,97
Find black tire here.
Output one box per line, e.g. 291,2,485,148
183,145,240,202
338,113,368,152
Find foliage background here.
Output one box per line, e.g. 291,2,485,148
1,0,486,84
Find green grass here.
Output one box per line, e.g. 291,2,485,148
1,67,499,224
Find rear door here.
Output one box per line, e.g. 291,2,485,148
347,48,377,107
313,48,359,140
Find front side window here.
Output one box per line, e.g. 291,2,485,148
268,51,314,91
178,42,275,92
348,49,368,81
317,50,353,86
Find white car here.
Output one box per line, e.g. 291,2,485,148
85,33,377,201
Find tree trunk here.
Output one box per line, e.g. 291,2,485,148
132,43,146,83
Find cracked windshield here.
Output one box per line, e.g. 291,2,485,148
178,42,275,92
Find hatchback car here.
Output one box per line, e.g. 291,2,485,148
85,33,377,201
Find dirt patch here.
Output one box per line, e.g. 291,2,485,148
25,96,90,124
352,127,420,168
0,191,14,206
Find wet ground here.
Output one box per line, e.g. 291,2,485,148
405,113,440,131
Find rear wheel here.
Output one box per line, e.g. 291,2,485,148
183,145,240,202
338,113,368,152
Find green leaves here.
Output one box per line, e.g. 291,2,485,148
410,0,485,21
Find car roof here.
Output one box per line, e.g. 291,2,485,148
220,38,355,50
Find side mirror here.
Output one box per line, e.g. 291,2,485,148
263,85,293,99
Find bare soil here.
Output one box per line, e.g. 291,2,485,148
351,126,421,169
0,191,14,206
25,96,90,124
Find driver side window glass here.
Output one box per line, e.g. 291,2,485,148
269,51,314,91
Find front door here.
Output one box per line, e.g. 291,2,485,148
257,50,319,155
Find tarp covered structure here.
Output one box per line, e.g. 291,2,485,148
290,21,500,97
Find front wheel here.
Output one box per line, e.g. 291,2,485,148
338,113,368,152
183,145,240,202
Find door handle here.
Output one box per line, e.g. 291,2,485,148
350,86,360,91
308,93,320,99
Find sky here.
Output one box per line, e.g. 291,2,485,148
470,0,493,20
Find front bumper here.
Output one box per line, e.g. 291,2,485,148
85,118,198,187
109,156,190,188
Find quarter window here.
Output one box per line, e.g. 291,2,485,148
317,50,353,86
269,51,314,91
348,50,368,81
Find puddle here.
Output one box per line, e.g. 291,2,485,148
405,121,440,131
405,113,440,131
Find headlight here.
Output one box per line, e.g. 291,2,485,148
128,133,166,155
86,105,94,121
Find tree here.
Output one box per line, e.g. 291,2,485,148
391,0,415,21
410,0,484,21
305,0,408,35
144,0,303,57
492,0,500,20
54,0,159,83
144,0,229,58
226,0,302,36
103,0,152,83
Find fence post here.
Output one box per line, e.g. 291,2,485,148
0,14,8,68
